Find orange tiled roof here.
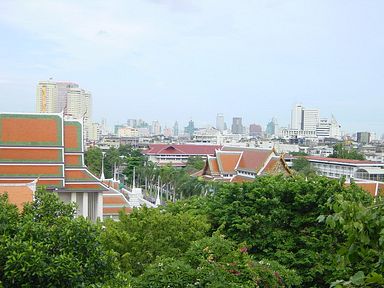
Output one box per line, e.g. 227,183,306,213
0,180,36,210
216,151,242,174
208,157,220,175
223,146,273,173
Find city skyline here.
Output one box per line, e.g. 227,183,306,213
0,1,383,135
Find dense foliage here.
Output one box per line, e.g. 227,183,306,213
0,190,123,287
1,171,381,287
164,175,374,287
324,190,384,287
102,207,210,276
291,156,316,176
329,143,366,160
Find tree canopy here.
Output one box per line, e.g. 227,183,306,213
329,143,366,160
0,189,124,287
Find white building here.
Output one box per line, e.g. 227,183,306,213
302,108,320,131
316,116,341,139
291,104,304,130
305,156,384,182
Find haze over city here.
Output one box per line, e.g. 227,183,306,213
0,0,383,134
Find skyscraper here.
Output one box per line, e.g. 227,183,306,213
291,104,320,132
173,121,179,137
36,80,79,113
216,113,225,132
302,109,320,131
291,104,303,130
231,117,243,134
266,117,278,136
66,88,92,123
249,124,262,137
36,80,92,139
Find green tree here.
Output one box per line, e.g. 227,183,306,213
0,189,122,287
184,156,205,174
329,143,365,160
323,191,384,287
102,207,210,276
84,146,103,177
202,175,371,287
134,234,301,287
291,157,317,176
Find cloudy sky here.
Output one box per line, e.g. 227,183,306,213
0,0,383,135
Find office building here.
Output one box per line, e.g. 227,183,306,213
216,113,225,132
302,108,320,131
231,117,243,134
357,132,371,144
249,124,262,137
291,104,304,130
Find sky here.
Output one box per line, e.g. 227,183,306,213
0,0,383,136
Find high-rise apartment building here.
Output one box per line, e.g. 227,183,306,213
36,80,92,139
231,117,243,134
216,113,225,132
36,80,79,113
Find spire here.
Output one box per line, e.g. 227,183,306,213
100,152,106,181
132,166,136,188
113,162,117,181
155,176,161,206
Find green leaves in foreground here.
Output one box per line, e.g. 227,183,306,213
0,189,121,287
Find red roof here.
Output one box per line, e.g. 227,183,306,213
144,144,221,155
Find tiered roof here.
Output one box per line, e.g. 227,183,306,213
0,113,107,202
202,146,291,182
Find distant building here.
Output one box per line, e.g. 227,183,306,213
36,80,81,113
266,118,278,137
163,127,173,137
249,124,262,138
316,116,341,139
290,104,320,131
184,120,196,137
173,121,179,137
88,122,102,142
216,113,225,132
291,104,304,130
302,108,320,131
357,132,371,144
231,117,243,134
36,80,92,139
151,121,161,135
144,144,221,167
117,126,139,137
